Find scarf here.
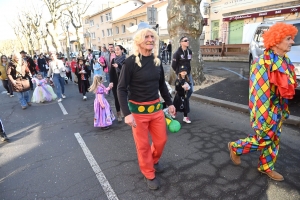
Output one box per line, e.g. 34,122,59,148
114,54,126,66
262,49,297,99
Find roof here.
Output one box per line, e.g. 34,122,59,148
113,0,167,23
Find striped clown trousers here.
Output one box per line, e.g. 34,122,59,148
231,121,283,172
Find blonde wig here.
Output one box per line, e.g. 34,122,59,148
132,28,160,67
88,75,103,93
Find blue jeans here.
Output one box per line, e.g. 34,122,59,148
105,72,110,83
52,73,65,99
187,73,193,99
16,91,30,107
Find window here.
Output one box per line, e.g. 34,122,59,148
106,13,112,21
122,25,126,33
100,16,103,23
90,20,94,26
107,29,113,36
115,26,119,34
102,30,105,37
91,32,96,39
98,37,101,41
129,23,134,27
85,19,89,24
96,24,99,28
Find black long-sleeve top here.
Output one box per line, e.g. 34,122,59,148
117,54,173,117
109,58,122,86
37,58,47,72
171,47,192,75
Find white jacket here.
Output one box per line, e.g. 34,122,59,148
47,60,66,78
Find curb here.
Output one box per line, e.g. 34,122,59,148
191,94,300,127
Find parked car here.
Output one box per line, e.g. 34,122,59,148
248,19,300,89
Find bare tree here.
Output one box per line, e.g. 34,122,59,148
43,0,75,52
167,0,205,85
65,0,92,56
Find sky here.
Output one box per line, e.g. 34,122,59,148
0,0,153,40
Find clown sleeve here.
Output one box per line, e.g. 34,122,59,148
249,60,277,133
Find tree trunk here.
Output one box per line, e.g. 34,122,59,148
167,0,206,85
75,28,82,56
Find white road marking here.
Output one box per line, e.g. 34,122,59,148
58,102,68,115
221,67,248,80
74,133,119,200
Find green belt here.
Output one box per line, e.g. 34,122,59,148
128,101,162,114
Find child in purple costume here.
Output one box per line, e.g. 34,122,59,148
31,73,57,103
89,75,115,130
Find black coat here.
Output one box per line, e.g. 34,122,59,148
171,47,192,75
173,78,190,113
75,64,90,93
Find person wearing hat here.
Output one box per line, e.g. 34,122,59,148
228,22,298,182
47,53,67,102
173,65,191,123
117,22,176,190
75,57,90,100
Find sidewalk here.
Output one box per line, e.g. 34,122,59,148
191,77,300,127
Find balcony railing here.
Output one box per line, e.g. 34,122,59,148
200,44,249,57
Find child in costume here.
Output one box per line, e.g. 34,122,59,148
88,75,115,130
31,73,57,103
93,58,103,77
173,66,191,123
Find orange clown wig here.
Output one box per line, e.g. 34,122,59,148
262,22,298,49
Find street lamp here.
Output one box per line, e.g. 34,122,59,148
66,24,71,59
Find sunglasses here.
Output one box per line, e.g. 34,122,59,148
181,39,189,42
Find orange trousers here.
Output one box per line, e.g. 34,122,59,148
130,99,167,179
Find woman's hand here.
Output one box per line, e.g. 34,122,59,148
109,82,113,88
124,114,136,128
112,63,118,68
101,104,105,108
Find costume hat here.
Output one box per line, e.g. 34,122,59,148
179,65,188,73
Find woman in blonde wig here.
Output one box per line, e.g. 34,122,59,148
117,22,176,190
7,52,32,109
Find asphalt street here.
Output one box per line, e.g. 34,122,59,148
0,78,300,200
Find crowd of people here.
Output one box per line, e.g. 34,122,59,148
0,22,298,190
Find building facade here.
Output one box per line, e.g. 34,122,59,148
82,0,144,51
203,0,300,44
112,0,168,54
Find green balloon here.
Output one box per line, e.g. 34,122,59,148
168,120,181,133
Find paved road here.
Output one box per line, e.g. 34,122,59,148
195,61,300,117
0,80,299,199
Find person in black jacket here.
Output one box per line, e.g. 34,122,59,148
37,54,47,77
109,45,126,122
171,36,193,99
166,41,172,64
75,57,90,100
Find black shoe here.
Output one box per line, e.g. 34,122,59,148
101,126,110,130
144,177,160,190
154,162,164,173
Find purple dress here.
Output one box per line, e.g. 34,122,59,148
94,85,115,127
